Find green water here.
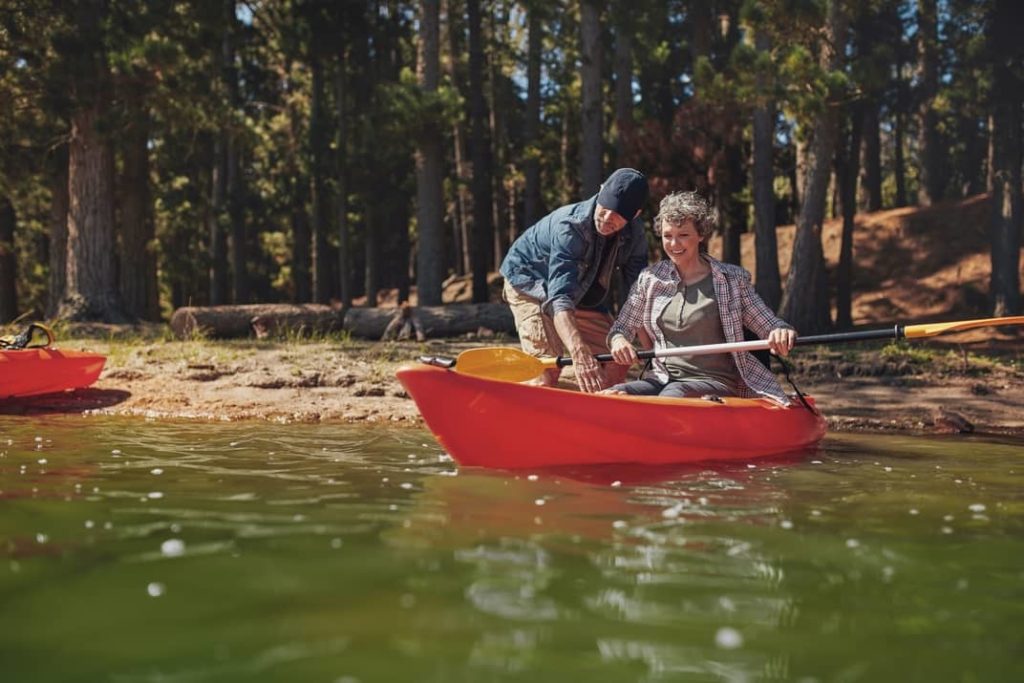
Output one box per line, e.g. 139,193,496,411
0,417,1021,682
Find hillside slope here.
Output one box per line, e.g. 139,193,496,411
712,194,1017,326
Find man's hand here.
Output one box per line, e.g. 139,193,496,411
553,309,606,393
571,348,605,393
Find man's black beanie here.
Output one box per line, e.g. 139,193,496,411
597,168,649,220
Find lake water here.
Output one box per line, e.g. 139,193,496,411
0,416,1021,682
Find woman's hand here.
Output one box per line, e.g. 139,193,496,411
767,327,797,357
610,336,639,366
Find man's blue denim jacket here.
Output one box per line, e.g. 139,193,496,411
500,195,648,317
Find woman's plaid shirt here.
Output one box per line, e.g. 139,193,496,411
608,255,794,404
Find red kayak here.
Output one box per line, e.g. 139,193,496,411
396,363,826,469
0,348,106,399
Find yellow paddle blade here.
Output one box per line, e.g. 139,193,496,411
903,315,1024,339
454,347,558,382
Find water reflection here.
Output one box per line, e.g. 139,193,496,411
389,453,816,679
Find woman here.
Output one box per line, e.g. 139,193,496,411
602,191,796,404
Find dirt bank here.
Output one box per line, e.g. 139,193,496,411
4,329,1022,438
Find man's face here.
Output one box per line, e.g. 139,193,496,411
594,203,629,236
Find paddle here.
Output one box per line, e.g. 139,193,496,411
419,315,1024,383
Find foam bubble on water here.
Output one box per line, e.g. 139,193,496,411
151,468,163,475
610,480,622,487
534,498,546,506
111,449,122,456
968,503,986,513
147,582,165,597
612,520,628,530
941,526,954,534
148,492,164,500
400,482,414,490
37,458,47,465
715,627,744,649
331,538,343,549
909,508,919,515
846,539,860,548
34,436,42,442
84,520,94,529
36,533,48,544
161,539,185,557
884,466,892,472
780,520,794,530
810,510,822,517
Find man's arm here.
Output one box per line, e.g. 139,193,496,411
552,309,605,393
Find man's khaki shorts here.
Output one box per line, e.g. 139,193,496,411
502,281,627,387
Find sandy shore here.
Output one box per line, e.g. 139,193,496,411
3,335,1023,437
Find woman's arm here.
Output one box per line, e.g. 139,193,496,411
736,268,796,355
606,271,650,364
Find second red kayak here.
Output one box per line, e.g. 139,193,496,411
396,363,826,469
0,348,107,399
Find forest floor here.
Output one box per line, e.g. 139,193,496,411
4,194,1024,437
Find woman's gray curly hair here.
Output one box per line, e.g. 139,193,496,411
654,191,719,241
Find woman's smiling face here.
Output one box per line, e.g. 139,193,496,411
660,219,703,267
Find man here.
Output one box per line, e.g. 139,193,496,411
500,168,650,393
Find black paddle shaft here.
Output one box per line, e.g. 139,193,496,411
554,325,906,367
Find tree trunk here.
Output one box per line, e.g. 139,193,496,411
170,303,342,339
223,0,247,304
915,0,944,205
415,0,445,306
579,0,603,196
61,97,130,322
227,141,246,303
291,166,311,302
467,0,493,303
0,196,16,323
720,123,746,266
310,54,330,303
752,31,781,311
612,3,633,167
836,105,863,329
46,144,69,318
119,95,159,321
343,302,514,339
489,6,509,269
364,203,379,307
334,51,352,308
779,0,846,334
988,0,1023,316
860,99,882,211
522,3,543,228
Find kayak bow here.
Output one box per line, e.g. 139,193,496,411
0,348,107,399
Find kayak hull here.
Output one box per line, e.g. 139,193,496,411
0,349,107,399
396,363,826,469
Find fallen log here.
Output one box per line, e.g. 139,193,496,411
170,304,342,339
343,302,515,339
